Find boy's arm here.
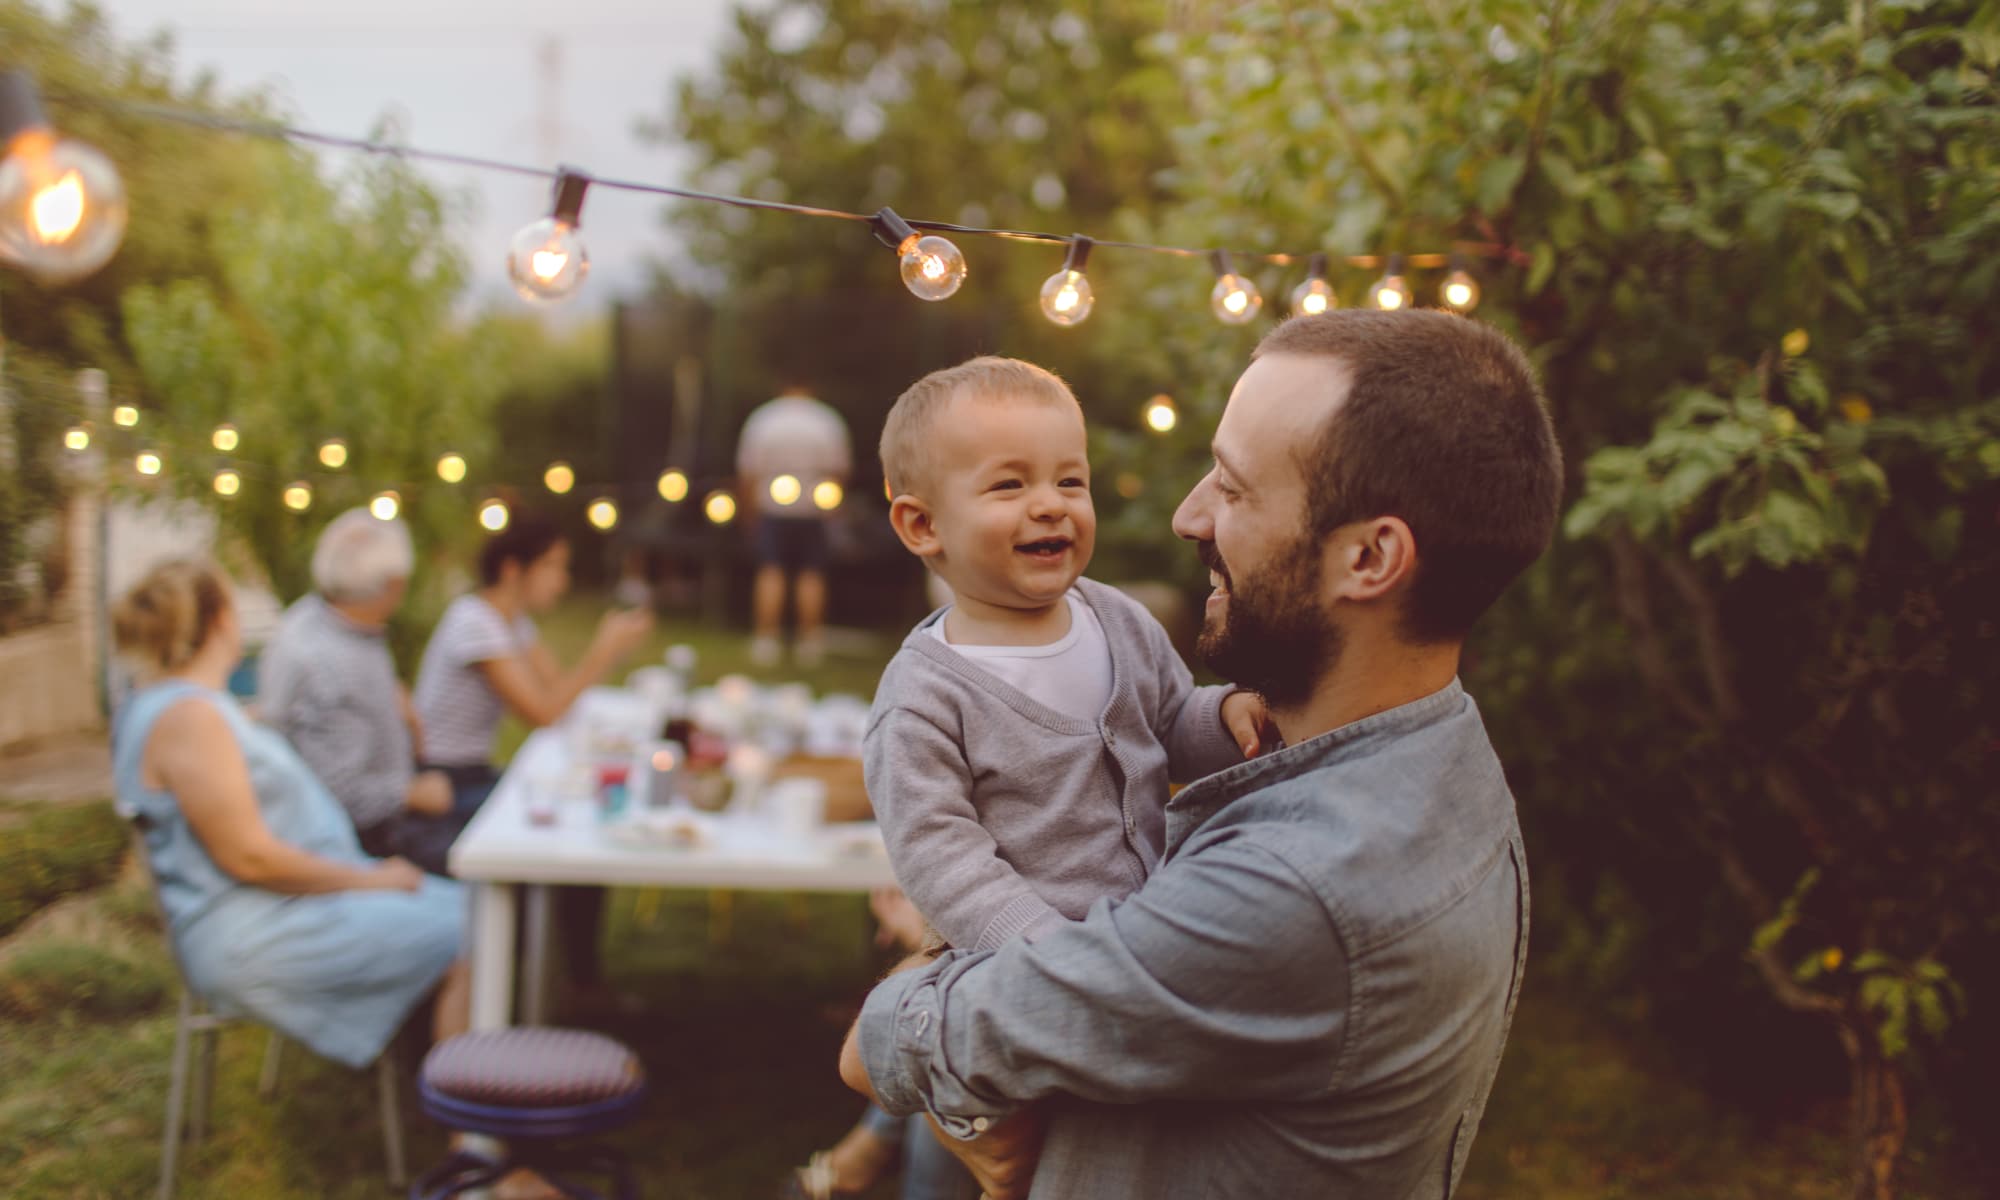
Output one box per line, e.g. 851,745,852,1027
865,706,1067,952
1135,611,1246,783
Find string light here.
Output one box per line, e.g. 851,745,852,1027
1440,255,1480,312
812,480,843,511
1208,251,1263,325
318,438,348,469
1038,235,1095,326
369,491,401,521
704,490,738,525
1290,253,1337,315
212,469,240,497
873,206,965,301
769,473,802,507
543,461,574,494
63,426,88,451
135,449,161,476
283,482,313,511
657,469,689,503
507,169,590,303
112,404,139,428
210,424,238,452
0,71,127,284
1367,254,1413,311
437,452,467,483
478,499,511,531
586,497,619,530
1144,394,1179,433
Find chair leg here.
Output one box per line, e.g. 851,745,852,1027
188,1022,218,1144
157,992,194,1200
376,1053,407,1188
257,1031,283,1098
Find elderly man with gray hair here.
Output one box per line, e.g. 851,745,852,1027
260,508,464,874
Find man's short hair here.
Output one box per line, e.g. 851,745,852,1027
1256,310,1563,643
311,508,414,602
880,356,1080,498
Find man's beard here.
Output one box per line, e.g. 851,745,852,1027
1196,536,1339,711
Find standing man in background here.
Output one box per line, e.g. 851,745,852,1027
736,388,852,668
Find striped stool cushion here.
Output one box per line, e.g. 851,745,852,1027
421,1029,644,1108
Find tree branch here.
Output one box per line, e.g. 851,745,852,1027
1280,2,1405,210
1609,532,1715,730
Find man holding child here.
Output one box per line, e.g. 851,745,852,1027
839,308,1563,1199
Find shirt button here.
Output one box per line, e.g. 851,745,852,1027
972,1117,991,1133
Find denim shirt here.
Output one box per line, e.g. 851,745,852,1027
859,679,1529,1199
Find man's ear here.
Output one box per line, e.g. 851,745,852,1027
1327,516,1418,604
889,495,943,559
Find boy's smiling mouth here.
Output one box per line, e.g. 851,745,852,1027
1015,536,1073,560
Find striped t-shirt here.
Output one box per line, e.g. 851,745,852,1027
412,594,538,768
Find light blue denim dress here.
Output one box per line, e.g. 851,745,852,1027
114,680,464,1068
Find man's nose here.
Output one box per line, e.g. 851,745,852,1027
1172,472,1215,541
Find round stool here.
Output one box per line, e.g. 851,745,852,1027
411,1028,646,1200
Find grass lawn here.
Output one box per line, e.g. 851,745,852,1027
0,598,1968,1198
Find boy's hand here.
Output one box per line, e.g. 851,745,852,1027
1221,690,1270,758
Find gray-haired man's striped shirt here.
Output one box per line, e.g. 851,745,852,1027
259,594,413,833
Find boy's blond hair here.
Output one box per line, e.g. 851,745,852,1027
880,356,1082,498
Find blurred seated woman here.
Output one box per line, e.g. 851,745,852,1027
111,559,468,1068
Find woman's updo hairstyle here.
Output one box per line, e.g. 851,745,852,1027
112,559,231,676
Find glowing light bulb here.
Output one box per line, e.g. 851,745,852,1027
543,461,574,494
135,450,161,476
1440,258,1480,312
318,439,348,469
1367,255,1413,310
478,499,511,531
112,404,139,428
874,207,965,301
1038,235,1096,326
370,491,401,521
1143,394,1178,434
63,426,88,451
437,453,467,483
812,480,843,511
506,170,592,304
704,490,737,525
769,474,802,507
212,469,240,497
656,469,689,503
1207,251,1262,325
283,482,313,511
587,498,620,530
1290,253,1337,315
209,424,238,452
0,74,128,284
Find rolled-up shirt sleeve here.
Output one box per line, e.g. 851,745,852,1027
858,833,1348,1137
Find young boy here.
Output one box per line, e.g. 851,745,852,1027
866,355,1266,954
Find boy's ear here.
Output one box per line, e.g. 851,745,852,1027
889,495,942,558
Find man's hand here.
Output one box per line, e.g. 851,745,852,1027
1221,690,1271,758
406,770,454,817
839,947,943,1098
925,1110,1045,1200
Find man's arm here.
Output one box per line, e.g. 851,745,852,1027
851,832,1348,1133
865,708,1066,952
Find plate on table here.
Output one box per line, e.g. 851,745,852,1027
602,809,718,850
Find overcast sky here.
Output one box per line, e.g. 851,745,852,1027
91,0,738,316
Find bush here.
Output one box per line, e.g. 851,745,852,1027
0,800,129,939
0,938,169,1021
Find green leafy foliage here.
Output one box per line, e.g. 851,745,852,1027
0,800,127,938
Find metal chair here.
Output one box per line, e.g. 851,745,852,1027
130,827,407,1199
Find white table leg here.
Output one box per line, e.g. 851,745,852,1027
520,884,553,1026
469,882,516,1031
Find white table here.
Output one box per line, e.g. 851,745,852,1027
448,726,898,1031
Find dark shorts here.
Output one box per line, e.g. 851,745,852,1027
755,515,830,572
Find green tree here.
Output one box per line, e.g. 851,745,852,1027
1119,2,1999,1195
120,141,506,611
